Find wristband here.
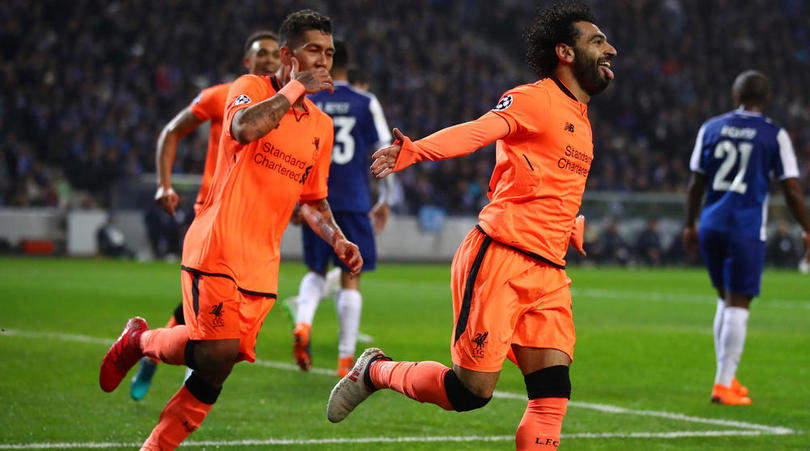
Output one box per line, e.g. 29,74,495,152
278,80,306,105
155,185,176,200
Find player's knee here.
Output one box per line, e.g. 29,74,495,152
524,365,571,399
184,371,222,404
185,339,240,374
444,369,492,412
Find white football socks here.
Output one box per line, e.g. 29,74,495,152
712,298,725,364
321,267,342,300
295,272,326,325
715,306,749,387
336,288,362,358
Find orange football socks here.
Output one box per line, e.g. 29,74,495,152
516,397,568,450
140,385,212,450
369,360,454,411
140,326,188,365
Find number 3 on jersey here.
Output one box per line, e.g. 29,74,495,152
332,116,356,165
712,139,752,194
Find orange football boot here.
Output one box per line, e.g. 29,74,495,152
337,356,355,378
731,377,749,397
293,322,312,371
711,383,751,405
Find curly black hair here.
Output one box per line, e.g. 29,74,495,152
279,9,332,49
524,1,596,78
243,30,279,56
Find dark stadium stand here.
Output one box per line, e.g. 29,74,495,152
1,0,808,261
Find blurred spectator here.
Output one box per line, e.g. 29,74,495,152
96,214,133,259
590,217,631,264
635,218,663,266
766,221,800,267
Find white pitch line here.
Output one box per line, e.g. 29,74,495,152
571,287,810,310
491,391,793,435
0,430,785,449
0,328,796,447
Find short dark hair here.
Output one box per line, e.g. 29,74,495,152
279,9,332,49
348,67,368,86
332,40,349,70
732,70,770,107
524,1,596,78
243,30,279,56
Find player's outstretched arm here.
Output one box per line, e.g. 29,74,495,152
371,113,510,178
155,106,204,215
300,199,363,275
231,57,333,145
780,177,810,262
683,171,706,255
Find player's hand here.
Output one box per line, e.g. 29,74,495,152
290,204,304,225
369,203,390,235
683,226,699,256
291,57,334,94
154,185,179,216
371,128,406,178
569,215,586,257
334,237,363,276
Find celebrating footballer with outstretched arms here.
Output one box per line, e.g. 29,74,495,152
328,2,614,449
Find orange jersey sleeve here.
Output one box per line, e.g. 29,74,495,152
393,113,510,172
477,79,594,267
189,83,231,207
223,75,271,144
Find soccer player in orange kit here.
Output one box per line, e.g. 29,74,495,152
130,30,282,402
327,2,615,449
99,10,362,450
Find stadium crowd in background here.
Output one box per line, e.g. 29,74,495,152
1,0,809,234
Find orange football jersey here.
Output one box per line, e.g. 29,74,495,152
480,78,594,267
182,74,334,295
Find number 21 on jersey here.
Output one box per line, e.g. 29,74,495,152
712,139,751,194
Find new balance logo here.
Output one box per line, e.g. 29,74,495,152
564,122,575,133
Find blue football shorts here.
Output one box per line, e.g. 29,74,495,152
302,210,377,273
698,228,766,297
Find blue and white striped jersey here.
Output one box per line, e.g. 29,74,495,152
690,109,799,240
310,81,391,213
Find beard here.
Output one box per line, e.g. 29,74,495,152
572,47,611,96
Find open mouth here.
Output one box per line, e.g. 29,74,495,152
598,60,614,80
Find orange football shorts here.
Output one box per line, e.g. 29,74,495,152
450,227,575,372
181,268,276,363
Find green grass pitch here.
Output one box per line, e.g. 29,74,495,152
1,257,808,450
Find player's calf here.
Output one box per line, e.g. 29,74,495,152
516,365,571,450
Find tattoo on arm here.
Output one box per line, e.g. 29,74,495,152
233,94,291,144
302,199,345,247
